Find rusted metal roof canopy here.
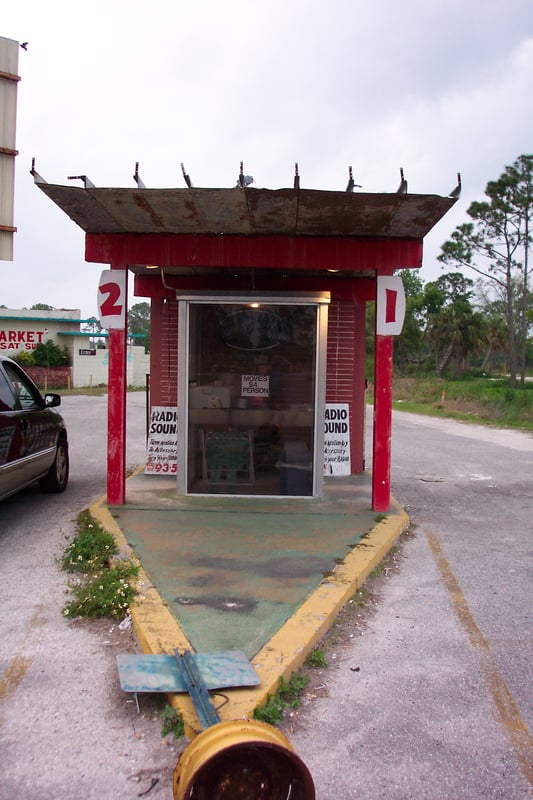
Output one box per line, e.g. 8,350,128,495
35,181,455,239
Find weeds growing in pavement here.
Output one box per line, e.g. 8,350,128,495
253,673,310,726
63,561,139,619
305,648,328,668
160,704,185,740
62,510,118,573
61,510,139,620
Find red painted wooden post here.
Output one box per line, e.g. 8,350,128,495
351,301,367,473
372,334,393,512
102,267,128,505
107,327,127,504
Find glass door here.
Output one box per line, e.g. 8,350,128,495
185,301,321,496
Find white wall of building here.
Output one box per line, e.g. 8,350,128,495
72,344,149,388
0,308,149,387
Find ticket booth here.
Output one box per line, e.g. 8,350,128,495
33,170,456,509
178,292,329,496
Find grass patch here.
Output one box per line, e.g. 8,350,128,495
253,673,310,727
160,704,185,740
58,385,146,396
305,649,328,669
392,377,533,430
63,561,139,619
62,510,139,620
62,510,118,573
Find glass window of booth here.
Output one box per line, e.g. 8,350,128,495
187,303,317,496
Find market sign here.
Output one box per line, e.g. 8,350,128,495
0,329,47,351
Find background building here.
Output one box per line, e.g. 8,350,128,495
0,308,149,388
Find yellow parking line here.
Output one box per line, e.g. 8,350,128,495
427,531,533,789
0,655,31,704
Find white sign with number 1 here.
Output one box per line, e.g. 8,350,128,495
376,275,406,336
98,270,127,329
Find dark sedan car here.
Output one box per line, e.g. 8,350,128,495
0,356,69,501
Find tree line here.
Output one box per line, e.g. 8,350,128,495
383,154,532,385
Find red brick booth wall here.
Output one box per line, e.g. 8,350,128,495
326,299,367,473
150,296,179,407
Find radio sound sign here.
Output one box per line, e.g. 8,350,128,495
323,403,351,476
145,407,178,475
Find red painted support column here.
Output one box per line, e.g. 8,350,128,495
351,301,367,473
372,334,393,512
106,269,128,505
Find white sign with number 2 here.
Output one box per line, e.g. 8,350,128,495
98,270,127,329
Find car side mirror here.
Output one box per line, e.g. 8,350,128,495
44,393,61,408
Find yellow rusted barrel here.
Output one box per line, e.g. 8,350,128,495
173,718,315,799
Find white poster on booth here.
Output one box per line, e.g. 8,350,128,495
376,275,406,335
241,374,270,397
145,407,178,475
323,403,351,476
97,270,127,330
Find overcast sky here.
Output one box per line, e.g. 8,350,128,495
2,0,532,319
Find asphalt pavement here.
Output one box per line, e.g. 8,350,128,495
1,395,531,799
286,412,533,799
0,393,181,800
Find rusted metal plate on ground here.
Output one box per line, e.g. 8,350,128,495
117,650,260,693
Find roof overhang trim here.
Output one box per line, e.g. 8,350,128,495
35,182,456,240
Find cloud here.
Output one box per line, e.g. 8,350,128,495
2,0,532,312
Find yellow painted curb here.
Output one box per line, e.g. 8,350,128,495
90,500,200,734
91,492,408,735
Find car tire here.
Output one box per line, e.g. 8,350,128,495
40,436,69,493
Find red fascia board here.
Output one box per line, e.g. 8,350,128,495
86,233,423,272
134,272,376,303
